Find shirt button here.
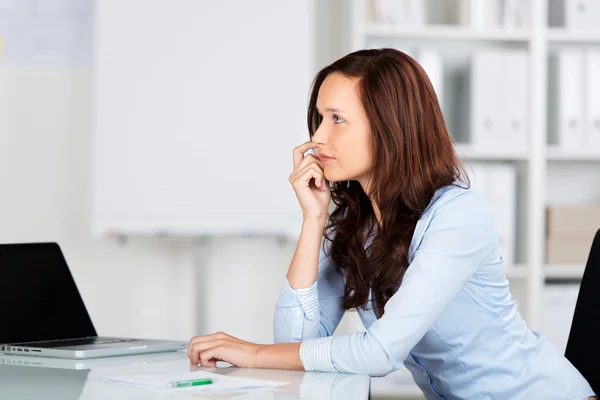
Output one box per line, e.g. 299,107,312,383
295,310,302,316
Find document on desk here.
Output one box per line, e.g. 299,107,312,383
97,371,289,394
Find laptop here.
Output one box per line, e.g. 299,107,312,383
0,349,189,370
0,242,188,359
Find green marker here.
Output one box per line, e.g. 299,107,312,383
167,378,215,388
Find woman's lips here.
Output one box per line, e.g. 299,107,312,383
318,154,336,163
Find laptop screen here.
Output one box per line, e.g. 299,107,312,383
0,243,97,344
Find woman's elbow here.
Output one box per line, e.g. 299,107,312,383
368,363,397,377
332,337,402,377
363,349,403,377
334,360,396,377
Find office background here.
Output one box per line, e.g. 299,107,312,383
1,0,599,398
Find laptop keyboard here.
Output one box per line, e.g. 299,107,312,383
10,337,142,348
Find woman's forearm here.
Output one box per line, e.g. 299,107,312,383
287,219,326,289
254,342,304,370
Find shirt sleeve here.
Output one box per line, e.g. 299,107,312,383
273,241,346,344
299,192,498,376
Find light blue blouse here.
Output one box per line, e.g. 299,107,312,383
274,184,595,399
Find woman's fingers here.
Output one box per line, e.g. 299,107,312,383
199,347,220,367
200,358,217,368
190,339,225,365
187,332,236,360
295,153,323,172
190,339,225,364
187,331,251,365
290,164,325,189
188,335,262,369
293,141,318,169
289,160,324,188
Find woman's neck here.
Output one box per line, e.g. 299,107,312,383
357,176,382,228
371,199,382,229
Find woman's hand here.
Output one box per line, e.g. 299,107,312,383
289,141,331,221
187,332,265,368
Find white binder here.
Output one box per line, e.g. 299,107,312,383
585,50,600,148
457,0,502,27
550,0,600,30
374,0,426,26
470,50,528,151
566,0,600,30
417,49,444,110
549,49,586,150
470,50,502,148
500,50,529,151
503,0,530,27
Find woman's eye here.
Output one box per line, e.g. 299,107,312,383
333,115,344,124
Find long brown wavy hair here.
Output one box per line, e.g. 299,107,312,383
307,48,468,317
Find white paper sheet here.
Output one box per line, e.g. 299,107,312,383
97,371,289,394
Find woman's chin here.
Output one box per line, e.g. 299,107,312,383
326,175,351,184
324,173,340,183
324,168,357,184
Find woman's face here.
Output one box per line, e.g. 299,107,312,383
312,73,373,189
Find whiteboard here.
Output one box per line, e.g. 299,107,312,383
92,0,314,237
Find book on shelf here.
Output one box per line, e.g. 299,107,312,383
549,0,600,31
585,50,600,148
546,204,600,264
549,49,600,151
469,49,528,152
371,0,426,27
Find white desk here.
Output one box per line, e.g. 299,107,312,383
0,351,371,399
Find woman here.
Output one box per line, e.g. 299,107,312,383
187,49,595,399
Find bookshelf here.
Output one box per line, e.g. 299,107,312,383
454,143,529,161
363,24,532,42
547,28,600,43
546,146,600,161
544,265,586,279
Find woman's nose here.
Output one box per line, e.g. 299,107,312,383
312,126,328,145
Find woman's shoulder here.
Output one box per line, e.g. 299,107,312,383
409,183,498,262
420,182,495,232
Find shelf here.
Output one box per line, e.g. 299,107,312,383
453,144,528,161
453,146,600,161
544,265,585,279
546,147,600,162
505,265,529,280
547,28,600,44
364,24,531,43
